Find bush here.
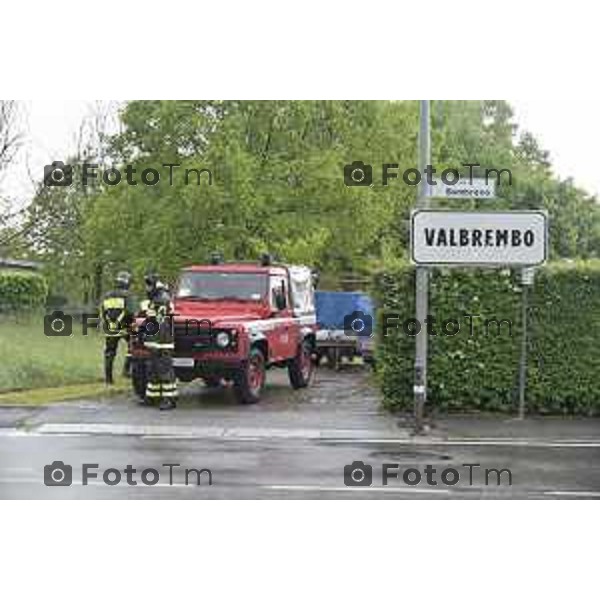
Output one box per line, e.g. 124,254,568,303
0,270,48,312
373,260,600,416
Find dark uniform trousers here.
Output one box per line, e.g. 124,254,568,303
143,313,178,405
146,349,177,401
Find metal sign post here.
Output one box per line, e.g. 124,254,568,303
414,100,431,434
518,267,535,419
410,209,547,422
409,105,546,429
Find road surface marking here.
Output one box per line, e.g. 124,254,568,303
332,438,600,448
0,475,593,498
543,490,600,498
3,423,600,448
0,428,91,438
265,485,451,494
0,477,447,493
0,477,211,488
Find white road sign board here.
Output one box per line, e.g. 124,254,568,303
433,178,496,199
411,210,548,266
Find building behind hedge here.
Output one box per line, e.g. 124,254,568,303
0,257,41,272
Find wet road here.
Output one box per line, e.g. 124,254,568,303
1,370,600,499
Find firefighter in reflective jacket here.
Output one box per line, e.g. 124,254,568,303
141,283,178,410
100,271,136,385
139,272,159,317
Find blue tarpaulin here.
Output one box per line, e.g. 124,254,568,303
315,291,375,329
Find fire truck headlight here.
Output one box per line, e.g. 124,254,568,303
215,331,231,348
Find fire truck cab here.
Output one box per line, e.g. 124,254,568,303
130,258,317,404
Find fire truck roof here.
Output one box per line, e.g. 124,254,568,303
182,263,288,275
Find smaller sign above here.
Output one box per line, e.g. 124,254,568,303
521,266,536,286
433,178,496,199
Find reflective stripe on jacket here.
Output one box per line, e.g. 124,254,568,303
101,291,134,337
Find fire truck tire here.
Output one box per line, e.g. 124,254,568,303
234,347,266,404
288,339,314,389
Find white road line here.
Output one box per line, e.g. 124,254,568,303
3,423,600,448
0,428,91,438
0,477,446,493
1,476,593,497
332,439,600,448
425,438,600,448
543,490,600,498
0,477,210,489
265,485,451,494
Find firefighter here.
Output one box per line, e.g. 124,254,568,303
141,282,178,410
139,272,159,316
100,271,136,385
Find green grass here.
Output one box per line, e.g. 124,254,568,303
0,381,128,405
0,313,127,394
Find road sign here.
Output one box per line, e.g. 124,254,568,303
411,210,548,266
521,266,536,286
434,178,496,199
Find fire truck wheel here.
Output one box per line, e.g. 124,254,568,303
234,347,266,404
288,339,314,389
131,358,149,403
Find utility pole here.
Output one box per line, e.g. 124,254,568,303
414,100,431,433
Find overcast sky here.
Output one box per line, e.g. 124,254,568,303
511,98,599,197
2,99,598,211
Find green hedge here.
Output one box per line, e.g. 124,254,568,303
0,270,49,312
373,261,600,415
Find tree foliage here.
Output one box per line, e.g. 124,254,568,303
374,261,600,415
9,100,600,300
0,269,48,312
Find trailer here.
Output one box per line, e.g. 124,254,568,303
314,290,375,369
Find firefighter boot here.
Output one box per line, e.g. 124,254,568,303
159,380,177,411
159,397,176,411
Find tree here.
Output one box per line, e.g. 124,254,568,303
19,104,119,303
0,100,24,240
15,99,600,302
83,100,420,284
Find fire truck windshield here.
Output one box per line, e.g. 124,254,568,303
176,272,268,301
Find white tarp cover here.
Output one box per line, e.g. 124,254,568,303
288,266,315,316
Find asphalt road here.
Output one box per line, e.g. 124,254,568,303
1,370,600,499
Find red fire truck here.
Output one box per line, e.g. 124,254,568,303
130,257,317,404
